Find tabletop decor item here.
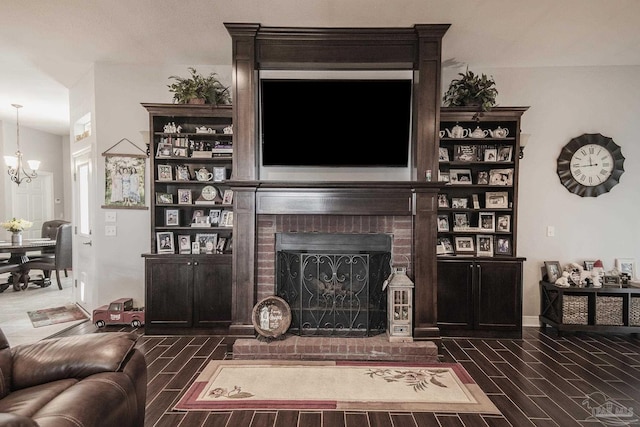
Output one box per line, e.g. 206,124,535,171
1,217,32,245
442,68,498,111
168,67,231,105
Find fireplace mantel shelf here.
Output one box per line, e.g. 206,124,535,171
227,180,445,190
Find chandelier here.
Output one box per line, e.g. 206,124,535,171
4,104,40,185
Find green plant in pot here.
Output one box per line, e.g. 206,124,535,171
442,68,498,111
168,67,231,105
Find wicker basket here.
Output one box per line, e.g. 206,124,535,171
630,297,640,326
563,295,588,325
595,296,624,326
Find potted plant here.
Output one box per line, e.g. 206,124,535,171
442,68,498,111
167,67,231,105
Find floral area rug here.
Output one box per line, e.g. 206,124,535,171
27,304,88,328
174,360,500,414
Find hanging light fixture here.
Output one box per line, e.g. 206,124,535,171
4,104,40,185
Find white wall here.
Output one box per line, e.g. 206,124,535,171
443,65,640,321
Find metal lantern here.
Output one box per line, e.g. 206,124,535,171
386,266,414,342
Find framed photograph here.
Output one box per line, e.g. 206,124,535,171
476,235,494,257
454,145,479,162
483,148,498,162
155,192,173,204
173,147,188,157
472,194,480,209
485,192,509,209
498,145,513,162
437,214,450,232
156,231,174,254
176,165,191,181
454,236,475,254
583,260,595,271
616,258,636,279
216,237,227,254
222,189,234,205
165,209,179,226
178,235,191,254
438,147,450,162
476,171,489,185
495,237,512,255
489,168,514,186
213,167,227,182
437,194,449,208
437,237,454,255
451,197,468,209
103,154,146,209
220,211,234,227
155,142,172,158
178,189,192,204
196,233,218,254
479,212,495,232
192,209,210,226
157,164,173,181
191,241,200,255
544,261,562,283
209,209,222,226
453,212,470,229
496,215,511,232
449,169,473,185
439,171,450,182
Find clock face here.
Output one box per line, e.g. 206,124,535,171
201,186,217,201
569,143,614,187
557,133,625,197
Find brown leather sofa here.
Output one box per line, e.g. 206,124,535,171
0,328,146,427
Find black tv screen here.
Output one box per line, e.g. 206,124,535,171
261,79,412,167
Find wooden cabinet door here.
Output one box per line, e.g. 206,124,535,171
475,260,522,333
437,260,474,330
145,257,194,328
193,255,232,326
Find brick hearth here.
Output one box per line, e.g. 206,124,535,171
232,335,439,363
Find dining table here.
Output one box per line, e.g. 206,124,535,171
0,238,56,292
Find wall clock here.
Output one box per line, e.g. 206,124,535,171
556,133,625,197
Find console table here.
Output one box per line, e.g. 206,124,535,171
539,281,640,335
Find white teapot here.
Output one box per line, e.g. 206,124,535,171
469,126,488,138
444,124,469,139
488,126,509,138
195,167,213,181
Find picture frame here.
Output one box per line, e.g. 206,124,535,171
155,142,172,158
156,231,174,254
216,237,227,254
476,171,489,185
489,168,514,186
196,233,218,254
176,164,191,181
177,189,192,204
191,209,210,226
438,147,450,162
220,211,234,227
437,214,450,232
498,145,513,162
178,235,191,254
157,164,173,181
483,148,498,162
449,169,473,185
103,154,146,210
544,261,562,283
165,209,179,226
437,194,449,208
472,194,480,209
453,212,470,229
451,197,468,209
191,241,200,255
155,192,173,204
454,236,475,253
496,214,511,232
495,236,512,255
213,166,227,182
439,171,450,183
437,237,454,255
485,191,509,209
208,209,222,226
172,147,188,157
453,145,479,162
616,258,636,279
476,235,494,257
222,189,234,205
479,212,495,232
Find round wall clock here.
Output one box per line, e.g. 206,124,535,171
556,133,625,197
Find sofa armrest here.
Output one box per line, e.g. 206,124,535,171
10,332,138,391
0,413,38,427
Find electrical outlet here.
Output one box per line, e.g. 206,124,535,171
105,211,117,222
105,225,117,236
547,226,555,237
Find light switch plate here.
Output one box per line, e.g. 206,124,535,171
105,211,117,222
105,225,116,236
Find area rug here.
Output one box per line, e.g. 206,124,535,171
27,304,88,328
174,360,500,414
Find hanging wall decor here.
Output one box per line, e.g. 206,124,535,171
102,138,148,210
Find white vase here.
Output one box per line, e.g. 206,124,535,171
11,232,22,245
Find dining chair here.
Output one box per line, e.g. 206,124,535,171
24,223,72,290
0,262,22,293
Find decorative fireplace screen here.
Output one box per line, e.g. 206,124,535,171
275,233,392,337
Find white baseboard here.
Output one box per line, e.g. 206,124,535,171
522,315,539,327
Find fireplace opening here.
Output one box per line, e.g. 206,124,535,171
275,233,392,337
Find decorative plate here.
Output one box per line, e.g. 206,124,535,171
251,296,291,339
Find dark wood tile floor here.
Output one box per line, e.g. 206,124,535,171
57,323,640,426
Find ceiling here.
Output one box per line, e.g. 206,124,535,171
1,0,639,135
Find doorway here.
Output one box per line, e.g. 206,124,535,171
10,172,54,239
72,149,95,312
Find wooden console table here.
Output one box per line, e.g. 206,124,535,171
539,281,640,335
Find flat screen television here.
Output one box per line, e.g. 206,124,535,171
260,78,412,169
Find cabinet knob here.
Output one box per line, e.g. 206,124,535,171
187,262,192,266
194,261,199,266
